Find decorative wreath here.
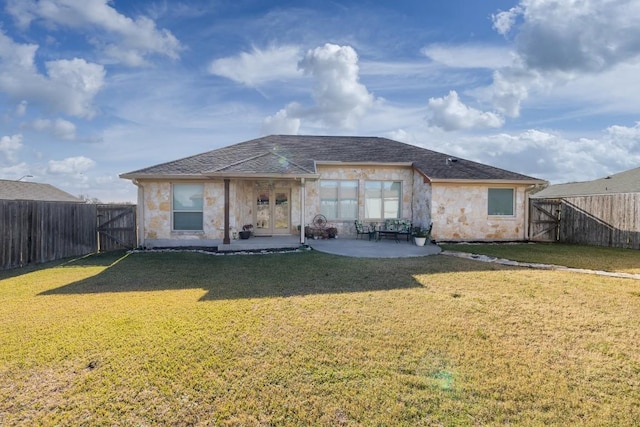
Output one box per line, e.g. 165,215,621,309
312,214,327,229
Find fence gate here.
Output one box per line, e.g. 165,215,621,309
529,199,561,242
96,204,137,251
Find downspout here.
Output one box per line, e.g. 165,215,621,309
299,177,306,245
132,179,145,248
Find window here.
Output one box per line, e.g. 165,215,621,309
365,181,401,219
488,188,514,216
320,180,358,219
173,184,204,230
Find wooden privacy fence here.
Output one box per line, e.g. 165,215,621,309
529,199,561,242
97,204,137,252
530,194,640,249
1,201,136,270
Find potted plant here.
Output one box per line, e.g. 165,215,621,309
414,228,430,246
239,224,253,239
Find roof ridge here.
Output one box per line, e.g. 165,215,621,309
206,151,271,172
206,149,316,174
267,149,316,174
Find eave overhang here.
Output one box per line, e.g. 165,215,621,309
428,178,547,185
119,172,320,181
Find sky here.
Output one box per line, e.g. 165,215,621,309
1,0,639,203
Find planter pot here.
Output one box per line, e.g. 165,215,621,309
239,231,251,239
414,237,427,246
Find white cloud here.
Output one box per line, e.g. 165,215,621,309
487,0,640,117
0,29,39,69
297,43,375,129
491,6,522,36
496,0,640,74
605,121,640,150
261,43,375,131
208,45,302,86
44,58,105,116
489,65,547,118
0,134,23,162
422,44,514,69
538,62,640,116
447,123,640,184
15,100,28,116
261,107,301,135
6,0,182,66
29,118,77,140
424,1,640,122
0,162,30,180
47,156,96,175
0,31,105,118
426,91,504,131
359,60,440,77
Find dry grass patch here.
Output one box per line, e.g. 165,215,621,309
440,242,640,274
1,251,639,425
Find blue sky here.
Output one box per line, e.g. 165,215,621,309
1,0,639,202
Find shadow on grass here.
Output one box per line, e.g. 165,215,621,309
0,251,129,281
38,250,509,301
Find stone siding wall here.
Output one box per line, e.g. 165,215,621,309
137,173,530,245
431,183,528,241
310,165,419,236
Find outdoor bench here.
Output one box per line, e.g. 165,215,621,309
376,219,413,243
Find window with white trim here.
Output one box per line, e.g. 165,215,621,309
488,188,514,216
320,180,358,219
173,183,204,230
365,181,401,219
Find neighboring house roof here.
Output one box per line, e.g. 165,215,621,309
531,166,640,198
0,180,82,202
120,135,544,183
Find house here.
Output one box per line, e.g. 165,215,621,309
0,179,81,202
530,167,640,248
119,135,545,248
530,166,640,198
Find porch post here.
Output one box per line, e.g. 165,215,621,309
223,178,230,244
299,178,306,245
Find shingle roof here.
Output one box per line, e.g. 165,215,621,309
205,151,315,175
121,135,544,182
531,166,640,198
0,180,82,202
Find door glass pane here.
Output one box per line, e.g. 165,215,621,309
274,191,289,230
256,190,270,229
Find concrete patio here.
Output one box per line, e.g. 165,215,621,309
217,235,441,258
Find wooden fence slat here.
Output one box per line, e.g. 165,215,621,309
1,201,135,270
532,194,640,249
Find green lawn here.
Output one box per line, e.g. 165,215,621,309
440,242,640,274
1,249,639,426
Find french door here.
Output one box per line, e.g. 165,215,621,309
255,186,290,235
